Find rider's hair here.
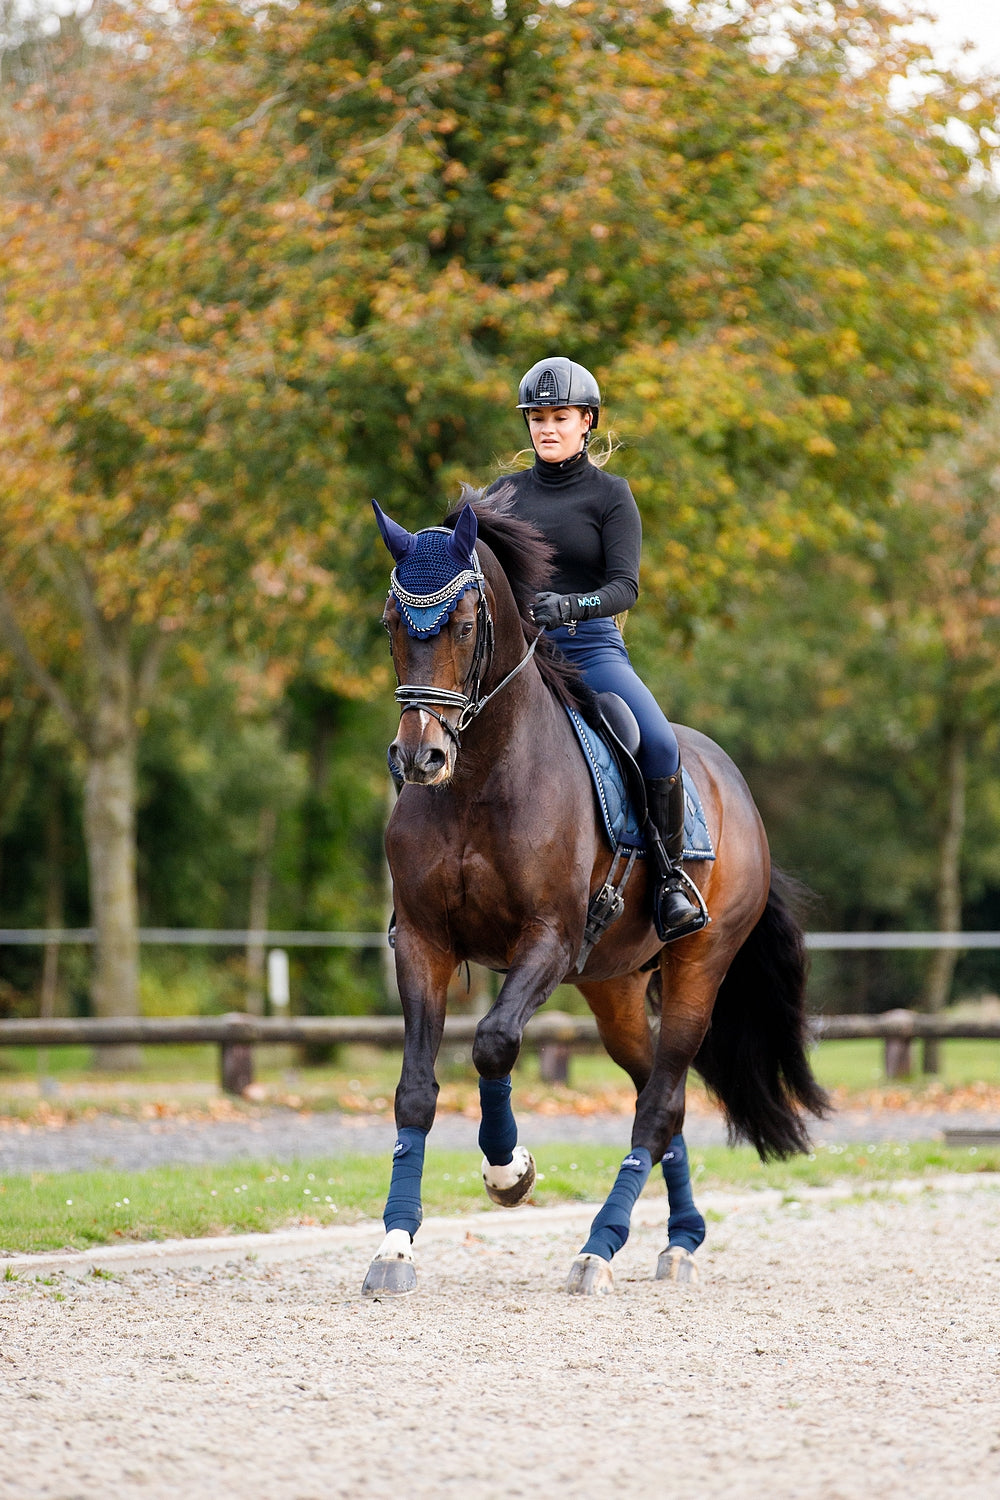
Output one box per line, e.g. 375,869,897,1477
496,426,621,475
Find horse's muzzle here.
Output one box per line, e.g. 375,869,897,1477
390,731,455,785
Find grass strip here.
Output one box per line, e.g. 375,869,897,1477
3,1036,1000,1108
2,1139,999,1257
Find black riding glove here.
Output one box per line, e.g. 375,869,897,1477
532,591,573,628
532,591,603,628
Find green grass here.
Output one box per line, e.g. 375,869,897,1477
0,1043,222,1083
810,1037,1000,1091
3,1036,1000,1100
2,1140,998,1257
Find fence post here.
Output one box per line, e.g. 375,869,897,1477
883,1036,913,1080
219,1015,254,1096
880,1011,917,1080
539,1042,571,1085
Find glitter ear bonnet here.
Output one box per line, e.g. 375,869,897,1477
372,501,483,639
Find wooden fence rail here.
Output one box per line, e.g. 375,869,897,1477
812,1010,1000,1082
0,1012,600,1094
2,1010,999,1093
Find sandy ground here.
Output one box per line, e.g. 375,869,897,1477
2,1178,999,1500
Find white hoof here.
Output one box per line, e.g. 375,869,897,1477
564,1253,615,1296
655,1245,699,1285
482,1146,536,1207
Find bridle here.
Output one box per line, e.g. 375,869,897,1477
389,543,538,749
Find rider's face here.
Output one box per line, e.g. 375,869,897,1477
527,406,592,463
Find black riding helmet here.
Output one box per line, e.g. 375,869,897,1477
517,356,601,431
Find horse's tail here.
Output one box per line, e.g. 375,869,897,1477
692,868,829,1161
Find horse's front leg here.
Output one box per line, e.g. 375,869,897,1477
361,934,455,1298
477,1072,537,1207
472,926,575,1212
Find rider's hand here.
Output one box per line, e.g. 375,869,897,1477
532,591,572,628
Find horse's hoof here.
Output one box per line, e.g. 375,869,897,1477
482,1146,536,1207
655,1245,699,1285
362,1257,417,1297
564,1253,615,1296
362,1229,417,1297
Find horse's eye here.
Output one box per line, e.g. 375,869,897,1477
457,620,474,641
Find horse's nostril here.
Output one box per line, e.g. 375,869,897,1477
391,740,450,784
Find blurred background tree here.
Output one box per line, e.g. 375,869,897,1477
639,346,1000,1035
0,0,377,1056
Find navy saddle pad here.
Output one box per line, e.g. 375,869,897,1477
565,706,715,861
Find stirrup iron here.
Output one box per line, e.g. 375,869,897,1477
654,865,709,943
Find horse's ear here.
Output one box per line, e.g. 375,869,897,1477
372,500,415,563
446,502,478,567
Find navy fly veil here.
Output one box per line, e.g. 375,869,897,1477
374,499,541,741
372,500,484,639
390,529,483,638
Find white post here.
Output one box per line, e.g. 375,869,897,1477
267,948,290,1014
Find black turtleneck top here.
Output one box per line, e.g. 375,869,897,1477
483,452,641,619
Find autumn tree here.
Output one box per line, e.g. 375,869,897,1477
872,382,1000,1057
245,0,997,596
0,7,364,1053
635,352,1000,1035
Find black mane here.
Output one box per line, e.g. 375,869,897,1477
443,485,599,722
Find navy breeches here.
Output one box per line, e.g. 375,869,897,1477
548,619,680,780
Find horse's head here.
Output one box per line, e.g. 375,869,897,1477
374,499,493,786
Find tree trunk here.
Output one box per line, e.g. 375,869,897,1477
921,720,967,1075
246,804,277,1015
83,640,142,1070
0,697,45,902
37,788,64,1086
40,787,65,1011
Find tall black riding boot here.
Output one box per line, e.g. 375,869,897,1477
645,770,704,941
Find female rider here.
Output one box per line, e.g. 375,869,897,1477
484,356,702,940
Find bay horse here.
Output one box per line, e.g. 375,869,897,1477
364,488,827,1296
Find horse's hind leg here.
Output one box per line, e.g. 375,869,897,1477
626,955,736,1288
362,935,454,1297
565,965,717,1295
565,1125,705,1297
656,1122,705,1285
564,971,657,1296
576,970,656,1093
